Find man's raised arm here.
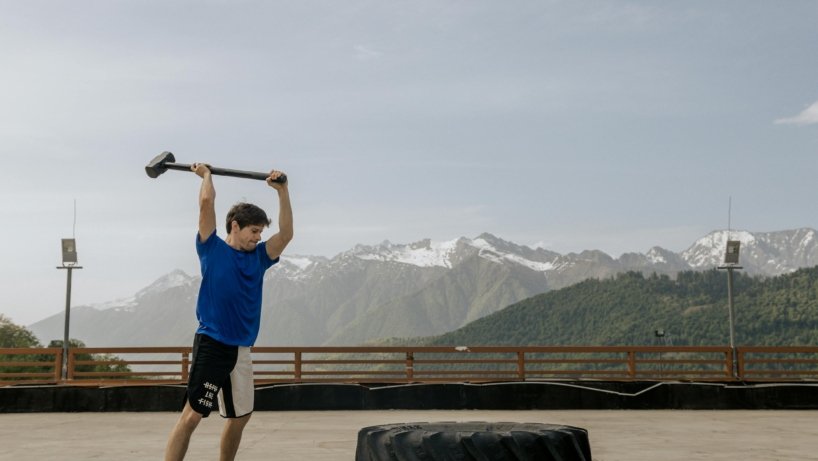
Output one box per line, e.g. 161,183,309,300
192,163,217,242
264,170,293,260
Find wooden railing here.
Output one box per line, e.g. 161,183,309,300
0,348,62,385
2,346,818,386
738,346,818,381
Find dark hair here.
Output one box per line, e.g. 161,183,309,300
225,203,271,234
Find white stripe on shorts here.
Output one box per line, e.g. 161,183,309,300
218,346,254,417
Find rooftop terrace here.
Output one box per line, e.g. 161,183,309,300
1,409,816,460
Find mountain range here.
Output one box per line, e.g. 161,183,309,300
29,228,818,347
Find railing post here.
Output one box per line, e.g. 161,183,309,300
736,348,744,380
724,350,732,379
627,351,636,379
294,351,302,382
405,352,414,381
181,351,190,383
517,351,525,380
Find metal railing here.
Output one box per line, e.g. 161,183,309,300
2,346,818,386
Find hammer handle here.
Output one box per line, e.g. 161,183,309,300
165,162,287,183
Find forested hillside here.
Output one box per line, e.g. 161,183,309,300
424,268,818,346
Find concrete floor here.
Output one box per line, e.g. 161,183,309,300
1,410,816,460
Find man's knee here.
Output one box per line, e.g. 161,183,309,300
233,413,251,425
180,403,204,428
226,413,251,430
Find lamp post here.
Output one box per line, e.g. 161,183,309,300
718,240,742,379
57,238,82,380
654,329,666,373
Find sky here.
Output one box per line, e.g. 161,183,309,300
1,0,817,326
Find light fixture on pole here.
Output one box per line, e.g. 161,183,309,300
654,329,665,339
57,238,82,380
718,239,742,378
654,329,666,373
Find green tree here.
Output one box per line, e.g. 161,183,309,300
47,339,131,375
0,315,48,379
0,314,41,348
0,316,132,380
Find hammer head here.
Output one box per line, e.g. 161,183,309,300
145,151,176,178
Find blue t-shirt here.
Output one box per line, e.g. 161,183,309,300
195,230,278,346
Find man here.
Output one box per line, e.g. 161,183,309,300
165,163,293,461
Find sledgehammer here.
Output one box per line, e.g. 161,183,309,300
145,151,287,183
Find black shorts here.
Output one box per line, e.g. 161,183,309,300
187,333,254,418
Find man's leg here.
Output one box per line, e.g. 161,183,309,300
219,413,251,461
165,401,203,461
217,346,254,460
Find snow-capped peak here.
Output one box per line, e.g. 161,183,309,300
266,228,818,283
267,254,328,281
92,296,138,313
470,236,555,272
646,247,668,264
354,237,461,268
136,269,194,298
346,233,556,272
681,229,755,268
283,256,318,270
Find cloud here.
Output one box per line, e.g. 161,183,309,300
775,100,818,126
354,45,383,61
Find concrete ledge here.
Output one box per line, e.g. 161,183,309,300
2,381,818,412
0,385,185,412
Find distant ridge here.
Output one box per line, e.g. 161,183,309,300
28,228,818,347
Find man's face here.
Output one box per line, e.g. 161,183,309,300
234,223,264,251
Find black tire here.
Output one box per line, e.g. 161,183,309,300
355,421,592,461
